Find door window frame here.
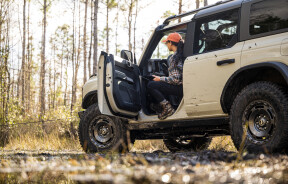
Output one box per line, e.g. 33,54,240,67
192,8,241,55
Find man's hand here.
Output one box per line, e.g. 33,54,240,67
152,75,161,81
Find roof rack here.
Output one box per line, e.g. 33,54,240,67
163,0,235,25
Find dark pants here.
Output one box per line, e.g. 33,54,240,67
147,81,183,103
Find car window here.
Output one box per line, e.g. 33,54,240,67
151,38,172,59
193,9,239,54
151,32,186,59
249,0,288,35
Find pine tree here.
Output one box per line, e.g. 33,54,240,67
104,0,117,53
93,0,99,74
83,0,88,84
21,0,26,115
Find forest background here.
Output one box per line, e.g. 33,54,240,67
0,0,235,151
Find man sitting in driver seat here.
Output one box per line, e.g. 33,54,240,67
147,32,184,120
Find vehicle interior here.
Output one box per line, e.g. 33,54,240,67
193,9,239,54
140,23,188,116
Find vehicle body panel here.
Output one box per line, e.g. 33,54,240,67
82,76,97,98
242,32,288,67
183,42,244,117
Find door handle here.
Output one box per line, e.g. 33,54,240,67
217,59,235,66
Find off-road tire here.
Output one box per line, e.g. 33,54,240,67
78,104,129,153
230,81,288,153
163,137,211,152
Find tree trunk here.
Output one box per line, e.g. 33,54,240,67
4,3,11,126
88,1,93,77
27,0,31,113
115,3,119,55
17,58,20,99
128,0,133,51
53,48,56,109
178,0,182,22
196,0,200,9
93,0,99,74
64,59,68,106
60,44,64,88
106,1,109,53
133,0,138,54
40,0,47,119
83,0,88,84
21,0,26,115
71,0,81,111
48,66,51,110
64,36,69,106
0,2,2,124
71,0,76,113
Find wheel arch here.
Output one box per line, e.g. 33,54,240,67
221,62,288,114
82,90,98,109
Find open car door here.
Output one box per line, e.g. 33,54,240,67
97,52,141,117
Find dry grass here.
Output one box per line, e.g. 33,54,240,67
1,121,237,153
208,136,237,152
131,140,169,152
2,121,82,151
5,132,81,151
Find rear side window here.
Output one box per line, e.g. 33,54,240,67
193,9,239,54
250,0,288,35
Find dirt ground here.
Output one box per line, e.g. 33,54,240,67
0,149,288,184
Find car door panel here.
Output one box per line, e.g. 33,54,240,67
98,52,141,117
183,42,243,117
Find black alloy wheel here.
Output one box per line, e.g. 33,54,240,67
230,82,288,153
78,104,129,153
88,116,115,149
243,100,276,145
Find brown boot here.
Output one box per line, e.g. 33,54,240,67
158,100,175,120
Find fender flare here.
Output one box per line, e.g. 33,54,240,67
82,90,98,109
220,62,288,113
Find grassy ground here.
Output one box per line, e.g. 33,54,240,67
0,148,287,183
2,121,237,152
3,124,288,184
2,121,81,151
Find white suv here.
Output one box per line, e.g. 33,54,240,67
78,0,288,153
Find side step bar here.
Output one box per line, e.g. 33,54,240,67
128,117,229,130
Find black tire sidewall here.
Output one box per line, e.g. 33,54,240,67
230,82,288,153
78,104,127,153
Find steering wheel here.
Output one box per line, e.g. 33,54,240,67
203,29,222,41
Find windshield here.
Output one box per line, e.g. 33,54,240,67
151,24,187,60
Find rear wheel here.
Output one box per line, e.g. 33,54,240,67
230,82,288,153
163,137,211,152
78,104,129,153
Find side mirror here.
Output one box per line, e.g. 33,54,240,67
120,50,136,64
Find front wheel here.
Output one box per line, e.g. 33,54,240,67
163,137,211,152
230,82,288,153
78,104,129,153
